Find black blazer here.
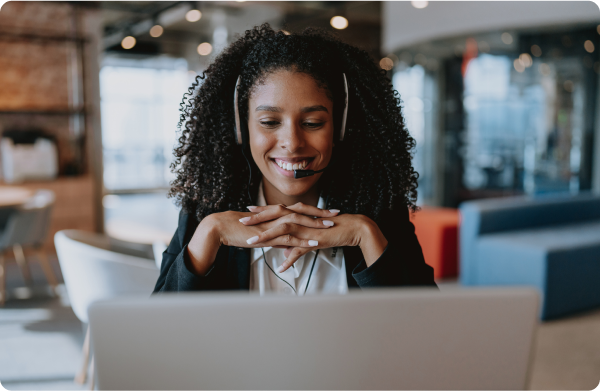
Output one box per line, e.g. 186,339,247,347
153,207,437,292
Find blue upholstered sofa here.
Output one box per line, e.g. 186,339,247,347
459,193,600,319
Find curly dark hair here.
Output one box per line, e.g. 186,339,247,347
170,23,419,225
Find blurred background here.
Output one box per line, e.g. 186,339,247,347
0,1,599,390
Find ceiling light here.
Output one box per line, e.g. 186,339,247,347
197,42,212,56
411,1,428,9
186,9,202,22
330,16,348,30
149,25,163,38
121,36,136,50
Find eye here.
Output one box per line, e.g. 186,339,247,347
304,122,325,128
260,121,280,127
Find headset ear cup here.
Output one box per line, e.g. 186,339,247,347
234,75,244,145
241,120,249,150
339,73,349,142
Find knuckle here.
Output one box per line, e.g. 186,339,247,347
288,213,300,222
283,234,293,244
280,222,292,231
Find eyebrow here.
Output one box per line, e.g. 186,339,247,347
301,105,329,113
254,105,329,113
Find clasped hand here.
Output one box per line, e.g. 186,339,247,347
215,203,369,272
188,202,387,276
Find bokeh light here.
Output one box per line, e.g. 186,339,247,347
330,16,348,30
186,9,202,22
121,36,136,49
501,32,513,45
531,44,542,57
197,42,212,55
379,57,394,70
411,1,429,9
149,25,163,38
519,53,533,68
513,59,525,73
584,40,595,53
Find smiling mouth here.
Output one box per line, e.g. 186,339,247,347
272,158,315,171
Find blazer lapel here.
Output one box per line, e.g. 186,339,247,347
342,246,361,288
229,247,251,290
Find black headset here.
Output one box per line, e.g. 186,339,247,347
233,73,349,179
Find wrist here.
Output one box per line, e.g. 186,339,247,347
187,215,221,276
358,217,388,267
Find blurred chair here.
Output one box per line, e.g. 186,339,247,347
459,192,600,319
0,190,56,306
152,240,168,270
410,207,459,279
54,230,158,388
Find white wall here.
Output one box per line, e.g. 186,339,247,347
383,1,600,53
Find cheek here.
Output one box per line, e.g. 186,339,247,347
249,130,275,162
313,133,334,158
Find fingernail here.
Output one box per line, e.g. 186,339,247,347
322,220,334,227
308,240,319,246
239,217,251,223
247,206,257,211
277,265,284,273
329,209,340,214
246,236,259,244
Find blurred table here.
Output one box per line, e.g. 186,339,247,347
0,186,33,207
410,207,459,279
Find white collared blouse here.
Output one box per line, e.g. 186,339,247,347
249,183,349,296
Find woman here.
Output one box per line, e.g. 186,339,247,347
154,24,436,294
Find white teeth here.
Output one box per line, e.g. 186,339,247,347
275,159,310,171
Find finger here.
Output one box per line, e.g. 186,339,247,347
256,233,319,249
239,204,292,225
245,223,319,247
278,247,313,273
286,202,340,218
278,213,335,229
246,205,281,213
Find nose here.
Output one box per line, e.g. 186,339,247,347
279,122,305,153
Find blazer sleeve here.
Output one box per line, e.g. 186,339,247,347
350,207,437,288
152,210,230,293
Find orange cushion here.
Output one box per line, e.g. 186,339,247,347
410,207,459,279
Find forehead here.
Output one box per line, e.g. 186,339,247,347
249,70,332,107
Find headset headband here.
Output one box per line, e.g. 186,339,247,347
233,73,349,146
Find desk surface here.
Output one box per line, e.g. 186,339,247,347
0,186,33,207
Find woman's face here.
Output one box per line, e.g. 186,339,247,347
247,69,334,198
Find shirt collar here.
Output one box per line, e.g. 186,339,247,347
250,182,341,270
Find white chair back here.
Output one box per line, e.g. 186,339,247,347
152,240,168,270
54,230,159,324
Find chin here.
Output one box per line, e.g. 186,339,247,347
270,177,317,197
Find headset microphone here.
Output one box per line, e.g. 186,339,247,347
293,165,328,179
234,73,349,180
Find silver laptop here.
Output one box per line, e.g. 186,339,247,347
88,288,538,390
